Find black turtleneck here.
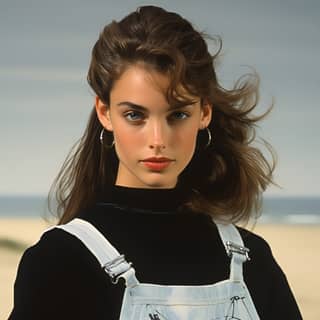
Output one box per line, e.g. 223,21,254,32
9,186,302,320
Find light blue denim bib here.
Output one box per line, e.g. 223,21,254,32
52,218,260,319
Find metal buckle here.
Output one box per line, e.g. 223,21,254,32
226,241,250,261
102,254,132,284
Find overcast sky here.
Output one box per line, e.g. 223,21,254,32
1,0,319,196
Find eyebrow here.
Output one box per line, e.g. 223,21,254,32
116,101,196,111
117,102,148,111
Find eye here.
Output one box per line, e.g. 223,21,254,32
124,110,145,122
169,111,190,121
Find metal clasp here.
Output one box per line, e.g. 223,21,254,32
226,241,251,261
102,254,132,284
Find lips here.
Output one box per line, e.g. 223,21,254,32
141,157,174,171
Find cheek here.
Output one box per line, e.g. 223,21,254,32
175,126,199,153
113,125,143,157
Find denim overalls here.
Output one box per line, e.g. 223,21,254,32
52,218,260,319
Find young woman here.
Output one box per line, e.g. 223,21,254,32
9,5,302,320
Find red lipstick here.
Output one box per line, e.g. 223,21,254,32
141,157,173,171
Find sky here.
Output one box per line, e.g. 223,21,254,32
0,0,319,196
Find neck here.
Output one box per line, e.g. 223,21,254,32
98,184,191,212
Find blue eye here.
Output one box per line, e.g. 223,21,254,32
169,111,190,121
124,111,144,122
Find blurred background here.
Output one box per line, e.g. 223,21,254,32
0,0,319,319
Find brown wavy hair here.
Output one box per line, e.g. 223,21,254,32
49,5,276,225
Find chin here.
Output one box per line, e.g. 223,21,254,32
142,182,175,189
140,175,177,189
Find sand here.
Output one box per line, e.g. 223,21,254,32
0,218,50,320
0,217,319,319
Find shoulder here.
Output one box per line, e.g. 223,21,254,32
14,225,110,302
237,226,271,250
235,225,288,283
12,224,116,319
16,226,102,281
23,226,88,258
236,225,276,265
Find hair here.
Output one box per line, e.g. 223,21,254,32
49,5,276,225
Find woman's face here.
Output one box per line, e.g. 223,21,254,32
96,65,212,189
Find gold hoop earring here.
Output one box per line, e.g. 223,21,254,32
100,128,115,148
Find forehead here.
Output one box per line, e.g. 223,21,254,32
110,64,198,108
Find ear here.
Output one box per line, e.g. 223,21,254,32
199,100,212,129
95,96,113,131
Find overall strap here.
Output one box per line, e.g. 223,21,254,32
49,218,139,288
214,221,250,281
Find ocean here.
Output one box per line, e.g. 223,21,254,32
0,195,320,224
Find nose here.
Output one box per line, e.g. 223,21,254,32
148,121,167,150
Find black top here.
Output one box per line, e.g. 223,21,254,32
9,186,302,319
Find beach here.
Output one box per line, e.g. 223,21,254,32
0,218,319,319
0,218,50,320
